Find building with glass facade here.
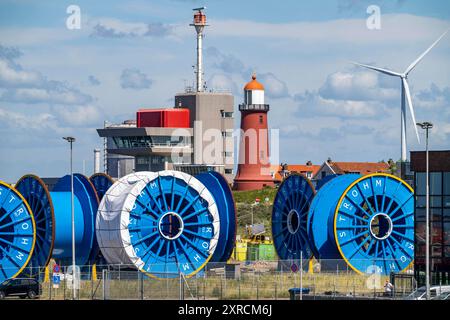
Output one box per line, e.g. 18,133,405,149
411,150,450,286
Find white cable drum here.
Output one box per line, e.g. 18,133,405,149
96,170,220,278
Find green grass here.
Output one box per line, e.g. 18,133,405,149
232,186,277,205
232,187,277,236
39,271,391,300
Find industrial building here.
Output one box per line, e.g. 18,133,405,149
101,120,136,179
411,150,450,286
97,8,235,183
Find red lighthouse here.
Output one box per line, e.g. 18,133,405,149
234,74,275,191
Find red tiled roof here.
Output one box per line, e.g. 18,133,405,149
330,162,389,175
271,164,321,182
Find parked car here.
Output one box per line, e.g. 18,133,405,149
432,291,450,300
0,278,42,299
404,285,450,300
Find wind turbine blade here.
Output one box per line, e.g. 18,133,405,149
350,61,402,77
404,29,449,75
402,78,420,144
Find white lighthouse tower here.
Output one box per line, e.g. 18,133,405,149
190,7,208,92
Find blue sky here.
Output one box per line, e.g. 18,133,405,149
0,0,449,182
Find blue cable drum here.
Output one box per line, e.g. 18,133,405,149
52,174,99,265
308,173,414,275
315,174,339,191
334,174,414,275
16,174,99,268
96,171,220,279
0,181,36,282
272,174,315,265
89,173,114,201
307,174,360,261
195,171,236,263
15,175,54,276
89,173,114,266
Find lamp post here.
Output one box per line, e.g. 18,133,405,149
416,122,433,300
63,136,76,300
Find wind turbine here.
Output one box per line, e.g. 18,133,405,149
352,30,448,167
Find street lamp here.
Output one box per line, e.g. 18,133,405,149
63,136,76,300
416,122,433,300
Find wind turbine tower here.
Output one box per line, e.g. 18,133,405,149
352,30,448,175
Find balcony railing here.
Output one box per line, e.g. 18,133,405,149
113,142,191,149
238,104,270,112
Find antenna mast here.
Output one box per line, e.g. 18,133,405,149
190,7,208,92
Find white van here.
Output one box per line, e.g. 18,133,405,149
404,285,450,300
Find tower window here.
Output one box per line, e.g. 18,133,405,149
259,115,263,124
221,111,233,118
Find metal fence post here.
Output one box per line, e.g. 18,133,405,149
313,274,316,300
63,266,66,300
353,277,356,299
203,277,206,300
300,252,303,301
220,274,223,300
256,275,259,300
179,272,184,301
90,265,94,300
239,276,241,300
102,269,106,300
223,271,226,300
333,274,336,299
274,276,277,300
139,270,144,300
48,273,52,300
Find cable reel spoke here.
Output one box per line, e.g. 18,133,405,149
97,171,220,279
333,174,414,275
272,174,314,264
0,181,36,283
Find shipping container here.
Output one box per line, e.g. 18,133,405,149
137,108,190,128
230,240,248,262
246,243,275,261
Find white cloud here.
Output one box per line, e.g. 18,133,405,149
414,83,450,111
54,105,102,127
0,59,44,88
207,73,238,94
319,69,398,102
89,18,174,38
258,72,290,99
295,89,387,118
205,14,450,45
206,46,290,99
0,107,58,131
0,45,94,105
1,87,93,105
88,75,101,86
120,68,153,90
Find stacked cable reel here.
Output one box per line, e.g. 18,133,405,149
15,174,99,277
96,170,236,279
0,181,36,283
272,173,414,275
272,174,315,270
1,169,236,282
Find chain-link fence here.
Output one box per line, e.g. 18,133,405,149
3,259,416,300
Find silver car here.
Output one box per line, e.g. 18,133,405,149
404,285,450,300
